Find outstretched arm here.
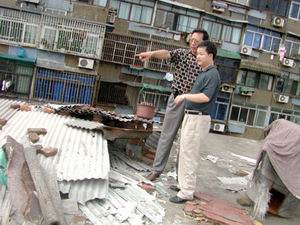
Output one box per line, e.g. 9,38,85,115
136,50,171,62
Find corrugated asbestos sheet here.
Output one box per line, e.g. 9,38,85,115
0,98,20,120
0,111,110,182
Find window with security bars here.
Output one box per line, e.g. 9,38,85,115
0,7,105,58
33,68,96,104
244,25,282,52
229,104,268,127
102,33,177,72
0,60,34,95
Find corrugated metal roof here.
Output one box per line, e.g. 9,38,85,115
0,98,20,121
0,111,110,182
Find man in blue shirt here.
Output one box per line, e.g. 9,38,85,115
169,41,221,203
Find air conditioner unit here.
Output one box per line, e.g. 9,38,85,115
213,123,225,132
240,45,252,56
78,58,94,69
212,5,225,13
240,91,253,97
220,85,233,93
272,16,284,28
107,9,117,24
277,95,289,104
282,58,295,68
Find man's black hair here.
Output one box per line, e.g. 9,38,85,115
191,29,209,41
197,41,217,60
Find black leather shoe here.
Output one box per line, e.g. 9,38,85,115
169,196,187,204
169,185,180,192
145,171,161,181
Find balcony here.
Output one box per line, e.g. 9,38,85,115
0,7,106,59
101,33,180,72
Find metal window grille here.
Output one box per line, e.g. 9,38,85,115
40,15,106,58
0,8,39,46
33,67,96,104
0,7,106,58
102,33,178,72
0,60,34,95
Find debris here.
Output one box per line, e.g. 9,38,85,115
204,155,219,163
166,170,177,180
10,103,21,109
27,128,47,135
28,132,40,143
23,144,65,225
155,182,170,197
138,182,155,192
185,192,253,225
37,147,58,157
217,176,248,192
20,103,32,111
0,147,7,185
43,107,55,114
232,169,249,177
231,153,256,165
0,118,7,126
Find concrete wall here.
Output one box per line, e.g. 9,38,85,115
231,127,265,140
71,2,107,23
0,44,8,54
98,62,121,82
126,85,139,107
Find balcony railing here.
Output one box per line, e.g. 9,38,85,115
0,7,106,58
102,33,182,72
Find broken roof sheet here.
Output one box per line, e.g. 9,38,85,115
0,111,109,182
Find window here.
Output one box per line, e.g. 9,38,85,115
250,0,289,17
212,94,230,121
202,18,242,44
275,72,300,96
244,25,281,52
229,104,268,128
111,0,154,24
290,0,300,20
215,58,240,83
154,3,200,32
236,70,274,91
94,0,107,6
269,108,299,124
285,36,300,57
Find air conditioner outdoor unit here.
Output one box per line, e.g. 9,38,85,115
213,123,225,132
107,9,117,24
220,85,233,93
240,45,252,56
78,58,94,69
277,95,289,104
212,5,225,13
282,58,295,68
240,90,253,97
272,16,284,28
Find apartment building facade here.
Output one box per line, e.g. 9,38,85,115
0,0,299,139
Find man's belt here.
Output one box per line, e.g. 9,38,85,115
185,109,209,115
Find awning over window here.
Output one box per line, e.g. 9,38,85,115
240,59,281,76
217,49,241,60
0,53,35,64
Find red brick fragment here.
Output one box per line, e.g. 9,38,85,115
28,133,39,143
37,147,58,157
27,128,47,135
10,103,21,109
0,118,7,126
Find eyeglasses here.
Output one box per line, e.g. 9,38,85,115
190,38,201,44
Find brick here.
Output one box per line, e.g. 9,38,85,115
20,104,32,112
43,107,55,114
27,128,47,135
0,118,7,126
10,103,21,109
37,147,58,157
28,133,39,143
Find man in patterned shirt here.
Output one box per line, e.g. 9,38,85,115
137,29,209,181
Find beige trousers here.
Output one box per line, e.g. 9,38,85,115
177,114,211,200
